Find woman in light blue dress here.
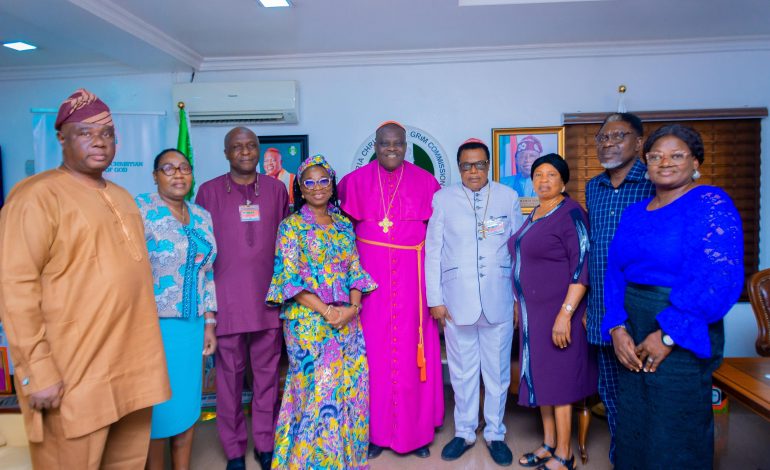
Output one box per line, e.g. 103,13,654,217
137,148,218,470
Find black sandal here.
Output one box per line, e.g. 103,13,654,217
536,453,575,470
518,443,555,467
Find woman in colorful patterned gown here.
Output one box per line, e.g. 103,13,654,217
137,148,218,470
266,154,377,469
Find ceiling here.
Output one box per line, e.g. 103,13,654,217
1,0,769,76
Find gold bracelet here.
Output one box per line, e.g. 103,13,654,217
351,303,361,315
323,305,332,319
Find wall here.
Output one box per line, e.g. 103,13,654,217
0,46,768,356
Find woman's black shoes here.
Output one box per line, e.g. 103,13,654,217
519,443,555,467
535,453,575,470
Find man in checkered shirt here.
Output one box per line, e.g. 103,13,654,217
585,112,654,464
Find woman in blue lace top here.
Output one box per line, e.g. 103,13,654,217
601,124,743,469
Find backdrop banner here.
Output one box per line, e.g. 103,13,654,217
32,110,166,196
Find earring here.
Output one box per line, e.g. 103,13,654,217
643,171,650,180
692,169,701,180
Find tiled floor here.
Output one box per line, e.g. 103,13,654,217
189,385,770,469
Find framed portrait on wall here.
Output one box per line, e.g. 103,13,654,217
492,126,565,212
258,135,309,206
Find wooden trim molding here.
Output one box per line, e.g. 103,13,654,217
563,108,768,124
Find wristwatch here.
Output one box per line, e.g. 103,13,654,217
661,332,675,347
562,303,574,313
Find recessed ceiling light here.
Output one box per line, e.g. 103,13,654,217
3,41,37,51
259,0,291,7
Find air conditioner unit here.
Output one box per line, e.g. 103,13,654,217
172,81,298,125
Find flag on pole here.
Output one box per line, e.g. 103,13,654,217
177,102,195,200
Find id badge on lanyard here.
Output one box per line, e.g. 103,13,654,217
483,217,505,236
239,204,260,222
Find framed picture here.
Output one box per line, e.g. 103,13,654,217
258,135,309,206
492,126,565,212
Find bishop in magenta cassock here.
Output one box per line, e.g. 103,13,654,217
337,121,444,459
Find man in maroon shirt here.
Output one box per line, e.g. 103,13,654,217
196,127,289,470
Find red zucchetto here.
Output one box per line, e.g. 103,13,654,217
54,88,113,130
377,120,406,131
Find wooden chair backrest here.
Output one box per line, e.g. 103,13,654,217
747,269,770,357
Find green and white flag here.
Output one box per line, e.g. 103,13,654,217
177,104,195,200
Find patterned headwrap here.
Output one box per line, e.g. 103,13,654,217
297,154,336,180
377,120,406,131
517,135,543,154
54,88,113,131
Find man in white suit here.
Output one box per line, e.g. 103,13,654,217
426,138,523,466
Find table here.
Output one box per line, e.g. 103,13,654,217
712,357,770,422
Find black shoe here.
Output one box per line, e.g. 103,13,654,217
536,453,575,470
441,437,474,461
368,443,385,459
412,445,431,458
487,440,513,466
254,449,273,470
518,443,555,467
225,456,246,470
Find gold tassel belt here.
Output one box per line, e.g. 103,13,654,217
358,237,428,382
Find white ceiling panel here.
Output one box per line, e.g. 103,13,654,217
1,0,768,75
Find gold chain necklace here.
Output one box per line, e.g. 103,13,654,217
377,165,405,233
462,184,491,238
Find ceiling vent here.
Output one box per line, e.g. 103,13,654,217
172,81,298,125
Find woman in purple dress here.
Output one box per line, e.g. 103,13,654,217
508,154,596,470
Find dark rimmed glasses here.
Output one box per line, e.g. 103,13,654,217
595,130,634,145
459,161,489,172
157,163,193,176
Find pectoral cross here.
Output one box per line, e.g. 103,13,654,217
478,221,487,239
379,216,394,233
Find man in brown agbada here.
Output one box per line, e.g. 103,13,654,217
0,88,170,469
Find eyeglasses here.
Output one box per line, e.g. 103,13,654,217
157,163,192,176
595,131,634,145
459,161,489,172
302,177,331,190
227,142,258,153
645,152,692,165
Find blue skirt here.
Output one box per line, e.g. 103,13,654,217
150,315,204,438
615,283,723,470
